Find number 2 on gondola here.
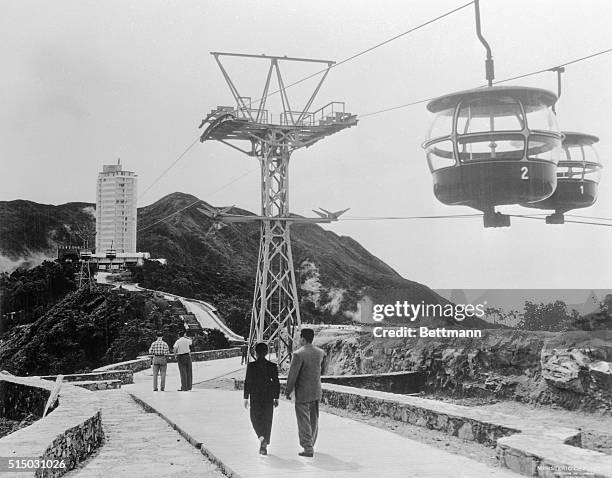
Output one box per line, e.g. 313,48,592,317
520,166,529,179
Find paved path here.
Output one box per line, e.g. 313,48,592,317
126,358,520,478
130,356,245,392
67,389,224,478
180,299,244,342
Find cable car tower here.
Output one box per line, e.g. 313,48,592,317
198,52,357,368
76,249,95,290
74,228,96,291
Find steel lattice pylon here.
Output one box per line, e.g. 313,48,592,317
75,230,96,292
249,130,301,369
199,52,357,368
77,257,95,291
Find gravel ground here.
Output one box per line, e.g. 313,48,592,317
320,403,502,468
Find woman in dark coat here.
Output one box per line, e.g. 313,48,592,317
243,342,280,455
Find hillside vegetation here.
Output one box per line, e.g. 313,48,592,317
0,273,228,375
1,193,446,334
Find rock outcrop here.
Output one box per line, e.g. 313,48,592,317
318,329,612,414
540,347,612,410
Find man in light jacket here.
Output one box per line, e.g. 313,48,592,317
173,331,193,391
285,328,325,457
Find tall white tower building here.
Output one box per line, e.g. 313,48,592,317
95,160,137,254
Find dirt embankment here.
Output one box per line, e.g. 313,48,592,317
315,328,612,414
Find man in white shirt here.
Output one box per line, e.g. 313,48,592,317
173,331,193,391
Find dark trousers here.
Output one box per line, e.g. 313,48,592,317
177,353,192,390
249,400,274,444
295,400,319,453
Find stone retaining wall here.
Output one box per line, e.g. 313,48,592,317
235,371,425,395
319,384,519,447
93,347,240,373
71,380,122,391
0,376,103,477
497,433,612,478
579,431,612,456
41,370,133,386
186,348,241,363
321,371,425,394
0,379,53,421
93,358,151,374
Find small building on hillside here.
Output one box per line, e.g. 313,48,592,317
92,251,151,271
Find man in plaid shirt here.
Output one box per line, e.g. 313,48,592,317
148,333,170,391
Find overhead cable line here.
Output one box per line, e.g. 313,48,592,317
360,97,434,118
360,47,612,119
565,214,612,222
137,168,257,233
339,213,482,221
248,1,475,108
561,220,612,227
334,213,612,227
509,215,612,227
493,47,612,85
137,3,474,201
140,203,612,232
138,136,201,200
137,197,204,233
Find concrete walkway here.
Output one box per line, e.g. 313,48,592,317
126,358,520,478
130,356,245,391
66,389,224,478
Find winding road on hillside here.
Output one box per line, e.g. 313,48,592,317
179,298,244,342
96,273,244,342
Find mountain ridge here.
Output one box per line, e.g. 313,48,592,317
0,192,446,324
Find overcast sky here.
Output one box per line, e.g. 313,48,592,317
1,0,611,289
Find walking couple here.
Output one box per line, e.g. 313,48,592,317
243,328,325,457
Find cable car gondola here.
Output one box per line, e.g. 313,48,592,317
423,86,563,227
522,132,602,223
